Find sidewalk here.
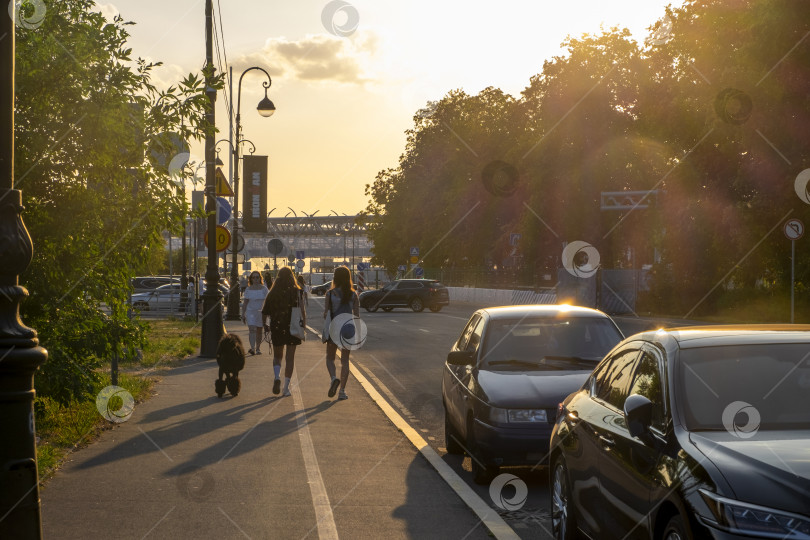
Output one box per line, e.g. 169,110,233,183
40,321,491,539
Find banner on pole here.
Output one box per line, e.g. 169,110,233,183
242,155,268,233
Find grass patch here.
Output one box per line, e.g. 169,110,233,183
36,318,200,481
138,318,200,368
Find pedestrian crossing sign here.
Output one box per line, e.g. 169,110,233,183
215,167,234,197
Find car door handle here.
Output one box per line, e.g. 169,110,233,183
599,435,615,448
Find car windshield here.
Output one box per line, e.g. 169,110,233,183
678,343,810,432
480,317,623,370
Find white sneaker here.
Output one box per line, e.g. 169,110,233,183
282,388,291,397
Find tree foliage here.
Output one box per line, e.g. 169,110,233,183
363,0,810,314
15,0,223,403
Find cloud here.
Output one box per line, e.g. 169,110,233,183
233,33,376,85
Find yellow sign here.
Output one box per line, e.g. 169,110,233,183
215,167,234,197
409,255,419,264
204,225,232,252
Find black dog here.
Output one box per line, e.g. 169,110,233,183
215,333,246,398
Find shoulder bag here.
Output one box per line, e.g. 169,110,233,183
289,290,306,341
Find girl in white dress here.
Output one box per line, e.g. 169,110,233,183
241,271,269,355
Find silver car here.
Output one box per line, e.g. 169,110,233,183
130,283,189,312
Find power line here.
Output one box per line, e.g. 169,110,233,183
211,5,231,138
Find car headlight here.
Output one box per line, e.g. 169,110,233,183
507,409,548,423
484,406,509,424
700,490,810,538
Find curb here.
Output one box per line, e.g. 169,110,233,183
306,323,520,540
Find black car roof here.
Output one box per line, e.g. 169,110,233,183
477,304,612,320
641,325,810,349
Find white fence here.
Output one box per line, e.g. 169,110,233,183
448,287,557,305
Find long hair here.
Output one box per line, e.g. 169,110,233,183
269,267,299,296
330,265,354,304
265,267,300,312
250,271,262,285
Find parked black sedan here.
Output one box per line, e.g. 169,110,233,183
360,279,450,312
550,325,810,540
442,305,624,483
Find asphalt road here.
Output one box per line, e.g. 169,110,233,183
309,296,700,539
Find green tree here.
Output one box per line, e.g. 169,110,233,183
15,0,222,402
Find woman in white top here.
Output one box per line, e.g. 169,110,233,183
241,271,269,355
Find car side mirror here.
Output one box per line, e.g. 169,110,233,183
624,394,653,438
447,350,474,366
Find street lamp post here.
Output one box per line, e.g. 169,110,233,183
200,0,223,357
225,67,275,321
0,7,48,536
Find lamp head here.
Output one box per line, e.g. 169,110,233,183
257,88,275,117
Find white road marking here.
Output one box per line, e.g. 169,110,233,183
435,314,470,320
353,361,412,416
419,328,430,333
290,371,339,540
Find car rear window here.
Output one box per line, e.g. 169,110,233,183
480,317,623,370
678,343,810,431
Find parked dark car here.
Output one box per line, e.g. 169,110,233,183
359,279,450,312
442,305,624,484
550,325,810,540
311,281,331,296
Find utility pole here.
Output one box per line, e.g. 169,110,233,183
226,66,239,320
0,5,48,537
200,0,224,356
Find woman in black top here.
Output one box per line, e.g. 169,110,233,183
261,267,306,396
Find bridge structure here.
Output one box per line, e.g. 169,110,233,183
228,213,373,272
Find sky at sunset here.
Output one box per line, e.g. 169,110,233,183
100,0,684,216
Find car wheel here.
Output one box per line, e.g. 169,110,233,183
409,297,424,312
382,306,394,312
551,458,575,540
467,417,497,484
663,514,690,540
364,305,378,313
133,301,149,311
444,409,464,455
429,305,442,312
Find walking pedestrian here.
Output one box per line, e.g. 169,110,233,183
297,274,309,307
324,266,360,400
186,276,197,317
241,271,269,355
261,267,306,396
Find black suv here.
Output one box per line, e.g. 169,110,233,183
359,279,450,312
